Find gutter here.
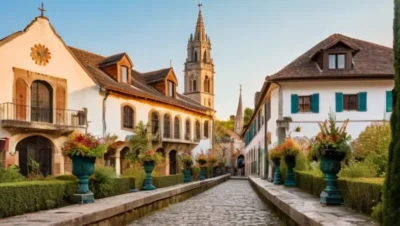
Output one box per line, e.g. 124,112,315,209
101,87,110,137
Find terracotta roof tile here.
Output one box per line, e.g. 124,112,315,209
98,53,126,67
268,34,394,81
141,68,172,84
68,46,212,114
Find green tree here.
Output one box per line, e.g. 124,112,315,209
244,107,254,126
383,1,400,224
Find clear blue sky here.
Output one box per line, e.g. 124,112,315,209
0,0,393,120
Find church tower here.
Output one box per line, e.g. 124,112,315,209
234,85,243,135
184,2,215,109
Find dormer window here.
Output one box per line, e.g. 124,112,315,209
328,53,345,69
168,80,175,97
121,66,128,83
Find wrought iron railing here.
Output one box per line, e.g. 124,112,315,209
0,102,86,127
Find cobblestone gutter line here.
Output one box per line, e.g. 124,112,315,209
249,177,377,226
0,175,230,226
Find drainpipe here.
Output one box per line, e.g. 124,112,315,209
101,87,110,137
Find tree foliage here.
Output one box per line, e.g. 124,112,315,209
244,107,254,126
383,1,400,224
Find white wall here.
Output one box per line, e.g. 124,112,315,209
281,80,393,139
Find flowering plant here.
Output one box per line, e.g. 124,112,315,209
269,146,282,160
280,138,302,157
62,132,106,158
196,151,208,165
137,149,163,163
311,111,351,158
182,151,193,166
208,152,217,165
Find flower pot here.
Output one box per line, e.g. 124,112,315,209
199,159,207,165
284,155,296,187
272,158,282,185
142,161,156,190
319,147,346,205
200,167,207,180
183,163,192,183
71,155,96,204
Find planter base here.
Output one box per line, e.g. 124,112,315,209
320,190,344,206
142,183,156,190
200,167,207,180
70,192,94,204
183,169,192,183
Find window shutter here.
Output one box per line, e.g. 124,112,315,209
386,91,393,112
335,93,343,112
311,93,319,113
358,92,367,112
291,94,298,114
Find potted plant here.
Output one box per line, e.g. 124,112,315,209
181,151,193,183
311,112,351,205
196,151,208,180
269,146,283,185
62,132,106,204
281,138,302,187
138,149,163,190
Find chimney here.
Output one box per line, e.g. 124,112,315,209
254,92,260,108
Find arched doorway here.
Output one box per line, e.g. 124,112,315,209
237,155,245,176
119,147,130,174
17,136,52,177
104,150,116,168
169,150,177,175
31,80,53,123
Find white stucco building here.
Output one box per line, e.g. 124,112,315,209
0,5,215,176
242,34,394,179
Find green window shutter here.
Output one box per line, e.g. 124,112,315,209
358,92,367,112
291,94,299,113
386,90,393,112
335,92,343,112
311,93,319,113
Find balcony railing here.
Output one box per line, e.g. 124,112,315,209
0,102,86,129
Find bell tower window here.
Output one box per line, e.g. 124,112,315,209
204,76,210,93
194,50,198,62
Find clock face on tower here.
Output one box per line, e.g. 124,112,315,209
30,44,51,66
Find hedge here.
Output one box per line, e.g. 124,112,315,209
0,180,77,218
295,171,383,215
153,174,183,188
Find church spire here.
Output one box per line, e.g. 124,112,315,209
195,1,206,41
234,85,244,135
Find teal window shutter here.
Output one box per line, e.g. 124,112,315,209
358,92,367,112
386,91,393,112
311,93,319,113
291,94,298,113
335,92,343,112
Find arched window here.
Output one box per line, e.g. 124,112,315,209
151,112,159,135
208,98,211,107
204,120,209,138
164,114,171,138
195,120,200,140
194,50,198,62
204,76,210,93
122,105,134,129
185,119,191,140
31,80,52,123
174,116,180,139
203,50,207,63
193,80,197,91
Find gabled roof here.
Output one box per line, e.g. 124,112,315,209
141,68,173,84
268,33,394,81
68,47,213,114
98,52,131,67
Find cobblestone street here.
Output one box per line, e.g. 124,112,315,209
129,180,281,226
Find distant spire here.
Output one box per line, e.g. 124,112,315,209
38,2,46,17
234,85,244,135
170,58,172,68
195,0,206,41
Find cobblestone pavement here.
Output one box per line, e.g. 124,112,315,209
129,180,281,226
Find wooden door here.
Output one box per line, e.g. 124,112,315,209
15,79,27,120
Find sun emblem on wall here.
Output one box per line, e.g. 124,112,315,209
30,44,51,66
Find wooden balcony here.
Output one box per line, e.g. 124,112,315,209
0,102,86,133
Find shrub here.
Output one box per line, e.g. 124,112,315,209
121,165,145,190
0,165,25,183
339,157,378,178
295,171,383,215
294,151,309,171
0,180,76,218
152,174,183,188
191,166,200,181
55,174,78,181
89,166,117,198
120,175,136,189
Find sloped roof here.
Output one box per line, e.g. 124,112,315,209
68,47,213,114
268,34,394,81
98,53,127,67
141,68,172,84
